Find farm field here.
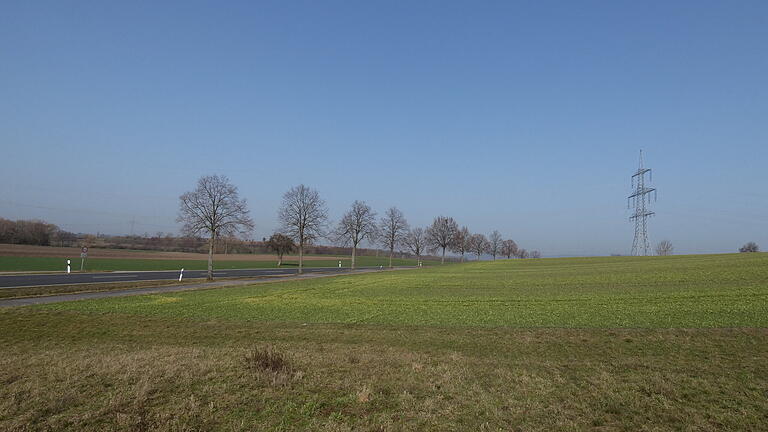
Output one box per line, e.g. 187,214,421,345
0,244,344,261
37,252,768,327
0,244,437,272
0,255,429,272
2,253,767,430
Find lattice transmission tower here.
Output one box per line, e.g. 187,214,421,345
628,150,656,256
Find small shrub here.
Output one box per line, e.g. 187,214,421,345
739,242,759,253
244,345,292,375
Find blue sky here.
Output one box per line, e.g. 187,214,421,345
1,1,766,256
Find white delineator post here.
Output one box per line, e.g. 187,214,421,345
66,259,71,274
179,268,184,282
338,260,342,268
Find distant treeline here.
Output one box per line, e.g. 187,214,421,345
0,217,445,260
0,218,77,247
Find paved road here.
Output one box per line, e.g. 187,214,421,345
0,266,385,289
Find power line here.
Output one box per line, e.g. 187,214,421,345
628,150,656,256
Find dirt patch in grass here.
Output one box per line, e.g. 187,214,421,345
0,279,207,300
1,310,766,431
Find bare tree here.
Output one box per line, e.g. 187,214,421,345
379,207,409,268
178,175,254,280
426,216,459,264
265,233,295,266
517,248,529,259
403,227,427,263
278,184,328,274
450,226,470,262
530,250,542,259
333,200,377,269
739,242,760,253
488,230,502,260
467,233,490,260
655,240,674,256
501,239,518,259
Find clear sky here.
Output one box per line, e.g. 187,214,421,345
1,1,766,256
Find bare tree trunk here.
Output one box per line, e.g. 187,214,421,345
441,247,446,264
389,248,393,268
351,245,357,269
298,243,304,274
277,254,282,267
207,232,215,280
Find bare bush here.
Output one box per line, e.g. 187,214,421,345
244,345,292,374
265,233,295,266
739,242,760,253
655,240,674,256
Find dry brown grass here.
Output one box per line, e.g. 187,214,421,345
0,244,342,261
1,310,767,431
0,279,207,300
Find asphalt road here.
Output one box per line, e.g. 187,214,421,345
0,266,382,289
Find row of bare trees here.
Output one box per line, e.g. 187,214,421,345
332,202,410,269
177,176,539,280
421,217,539,263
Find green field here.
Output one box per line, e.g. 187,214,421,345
38,253,768,327
2,253,767,430
0,255,431,272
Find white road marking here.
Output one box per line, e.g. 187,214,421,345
92,275,137,279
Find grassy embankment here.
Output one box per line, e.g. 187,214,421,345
1,253,767,430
